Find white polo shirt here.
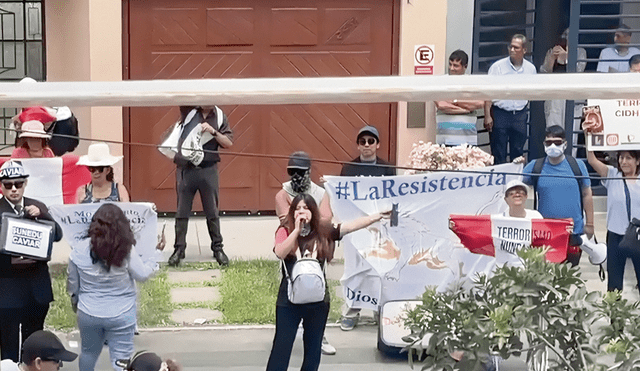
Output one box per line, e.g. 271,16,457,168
596,46,640,73
488,57,537,112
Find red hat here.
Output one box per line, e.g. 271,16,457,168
18,106,56,124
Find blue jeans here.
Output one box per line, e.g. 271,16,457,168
490,106,528,164
77,305,136,371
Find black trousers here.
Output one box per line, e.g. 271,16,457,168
266,301,329,371
0,303,49,362
175,164,223,251
607,231,640,293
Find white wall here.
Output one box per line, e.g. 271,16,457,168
445,0,476,69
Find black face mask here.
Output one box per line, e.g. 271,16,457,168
290,170,310,194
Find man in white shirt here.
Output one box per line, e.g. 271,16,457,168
484,34,537,164
597,24,640,73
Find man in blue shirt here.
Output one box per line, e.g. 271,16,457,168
484,34,537,164
521,125,595,266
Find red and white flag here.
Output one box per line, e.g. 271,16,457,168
449,214,574,265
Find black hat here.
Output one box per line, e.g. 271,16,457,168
357,126,380,142
117,351,163,371
22,331,78,364
287,151,311,170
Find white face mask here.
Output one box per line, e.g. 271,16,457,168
544,143,566,158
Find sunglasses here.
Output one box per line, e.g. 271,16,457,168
544,139,565,146
358,138,377,146
1,180,25,190
287,168,307,177
41,358,63,367
88,166,107,173
507,189,527,196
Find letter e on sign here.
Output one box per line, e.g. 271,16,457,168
414,45,435,75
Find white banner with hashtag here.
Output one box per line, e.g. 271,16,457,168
325,163,522,310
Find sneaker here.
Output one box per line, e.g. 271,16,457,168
213,250,229,266
321,336,336,355
340,313,359,331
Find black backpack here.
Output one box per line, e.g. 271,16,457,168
530,155,584,212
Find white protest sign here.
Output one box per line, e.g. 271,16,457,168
18,158,64,206
325,163,522,310
584,99,640,151
0,216,54,260
49,202,159,262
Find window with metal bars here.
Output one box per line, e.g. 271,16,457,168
0,1,44,150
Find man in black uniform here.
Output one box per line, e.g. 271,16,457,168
0,160,63,361
168,106,233,267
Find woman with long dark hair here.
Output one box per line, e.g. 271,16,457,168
586,147,640,293
266,194,389,371
67,204,160,371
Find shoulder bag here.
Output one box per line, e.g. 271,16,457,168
620,179,640,249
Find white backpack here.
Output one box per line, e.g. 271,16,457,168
282,257,326,304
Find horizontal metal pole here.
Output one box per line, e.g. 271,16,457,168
2,74,640,108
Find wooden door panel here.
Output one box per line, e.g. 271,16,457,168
270,8,318,46
206,8,255,46
323,8,372,45
127,0,396,212
152,8,202,45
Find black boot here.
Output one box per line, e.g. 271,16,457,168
168,247,185,267
168,218,189,266
207,218,228,266
213,249,229,266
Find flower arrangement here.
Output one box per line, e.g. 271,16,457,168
405,142,493,174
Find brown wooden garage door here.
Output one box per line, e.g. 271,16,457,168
125,0,398,212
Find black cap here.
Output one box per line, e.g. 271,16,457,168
287,151,311,169
22,331,78,364
129,352,163,371
357,126,379,142
117,351,163,371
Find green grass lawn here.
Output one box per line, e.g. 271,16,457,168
47,259,343,331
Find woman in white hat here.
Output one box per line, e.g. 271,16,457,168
11,120,55,159
76,143,130,203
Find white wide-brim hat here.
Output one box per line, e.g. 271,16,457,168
19,120,51,139
77,142,123,167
